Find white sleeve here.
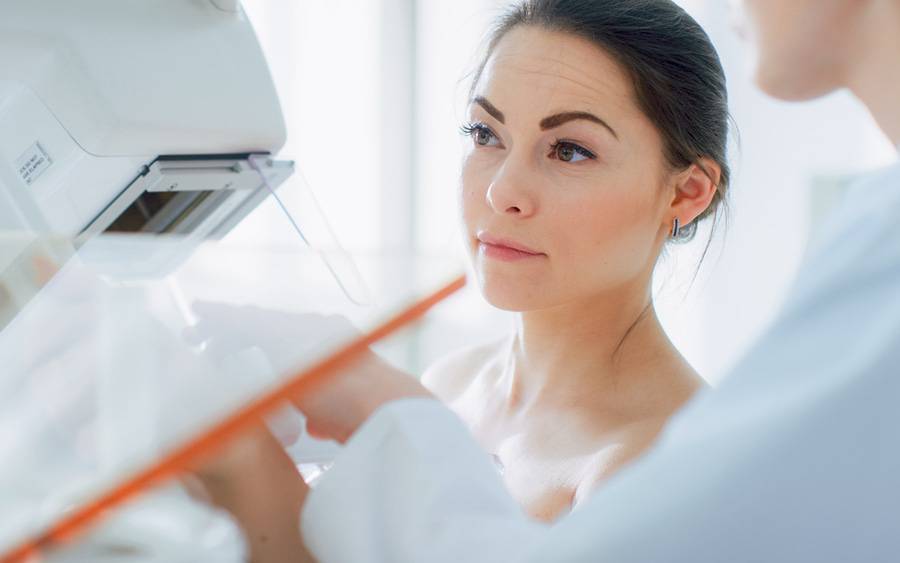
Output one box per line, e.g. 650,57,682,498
301,398,548,563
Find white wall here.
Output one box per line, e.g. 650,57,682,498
235,0,384,251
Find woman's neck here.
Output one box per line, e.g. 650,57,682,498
847,2,900,147
500,283,688,413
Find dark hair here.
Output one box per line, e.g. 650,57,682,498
473,0,730,243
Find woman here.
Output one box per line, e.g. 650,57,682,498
421,0,728,521
195,0,729,558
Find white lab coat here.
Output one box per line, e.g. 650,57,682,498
301,160,900,563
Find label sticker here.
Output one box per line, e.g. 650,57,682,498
16,142,52,186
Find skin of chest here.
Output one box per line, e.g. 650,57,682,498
450,383,654,522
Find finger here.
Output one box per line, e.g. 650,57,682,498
304,419,337,442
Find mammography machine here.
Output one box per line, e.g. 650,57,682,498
0,0,293,325
0,2,330,560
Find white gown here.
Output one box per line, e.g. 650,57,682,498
301,160,900,563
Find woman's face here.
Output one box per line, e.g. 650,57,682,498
460,26,674,312
735,0,858,100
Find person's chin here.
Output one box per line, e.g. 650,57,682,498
478,279,546,312
755,62,838,102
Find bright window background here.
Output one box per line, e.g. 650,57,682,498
235,0,896,381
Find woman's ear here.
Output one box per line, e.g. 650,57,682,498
669,158,720,228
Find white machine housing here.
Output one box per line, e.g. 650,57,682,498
0,0,293,317
0,0,292,237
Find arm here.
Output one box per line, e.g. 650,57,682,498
194,425,315,563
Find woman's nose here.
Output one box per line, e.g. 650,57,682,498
485,162,537,218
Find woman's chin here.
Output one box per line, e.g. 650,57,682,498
479,282,548,312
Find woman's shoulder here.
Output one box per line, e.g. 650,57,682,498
421,336,510,403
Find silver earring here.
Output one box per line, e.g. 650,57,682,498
671,218,681,239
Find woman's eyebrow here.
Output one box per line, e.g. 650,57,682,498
472,97,618,140
540,111,618,139
472,96,505,123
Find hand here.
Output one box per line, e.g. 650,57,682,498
186,302,359,447
287,349,434,444
186,301,434,444
186,301,358,376
186,424,316,563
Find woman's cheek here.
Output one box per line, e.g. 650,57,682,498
460,157,493,210
555,192,652,272
459,170,486,250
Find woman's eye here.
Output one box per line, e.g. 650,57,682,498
550,141,595,163
474,128,493,146
460,122,500,147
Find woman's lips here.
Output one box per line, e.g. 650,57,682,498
476,233,546,262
